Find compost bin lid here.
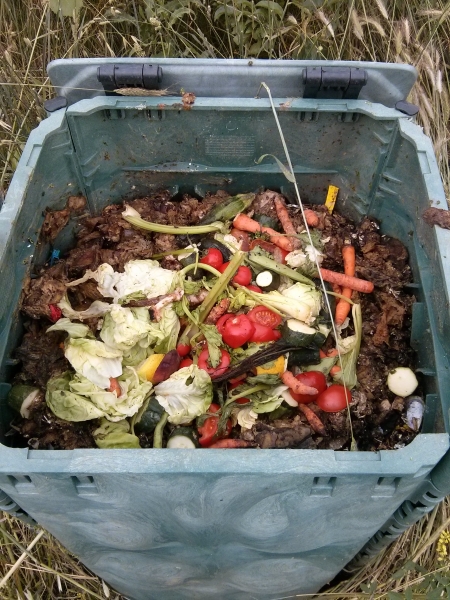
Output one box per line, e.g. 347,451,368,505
47,58,416,109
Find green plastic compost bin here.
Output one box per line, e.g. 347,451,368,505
1,59,450,600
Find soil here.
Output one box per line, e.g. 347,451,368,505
9,190,419,451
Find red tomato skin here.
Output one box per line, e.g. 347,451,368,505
179,358,193,368
245,284,262,293
198,404,232,447
230,229,250,251
218,262,230,274
247,305,282,328
208,403,221,413
236,397,251,404
200,248,223,270
229,374,247,389
232,266,252,286
249,323,281,343
222,314,255,348
216,313,234,335
176,343,191,357
316,385,351,412
198,348,231,379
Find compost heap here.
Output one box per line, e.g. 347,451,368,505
8,189,422,451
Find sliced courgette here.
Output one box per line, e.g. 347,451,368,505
135,397,166,434
287,348,321,369
7,385,42,418
179,250,202,280
167,427,199,448
255,270,281,291
281,319,325,348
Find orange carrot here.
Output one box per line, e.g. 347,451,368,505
107,377,122,395
319,349,327,359
320,268,374,294
274,197,301,249
304,209,320,227
335,244,355,325
330,365,342,376
281,370,318,396
208,439,253,448
331,282,342,296
298,404,327,436
327,348,339,357
233,213,294,252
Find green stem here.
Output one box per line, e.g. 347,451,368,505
234,284,283,315
153,412,169,448
151,248,198,260
179,263,221,278
248,253,315,286
225,384,270,406
123,214,223,235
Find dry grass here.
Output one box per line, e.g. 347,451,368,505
1,0,450,598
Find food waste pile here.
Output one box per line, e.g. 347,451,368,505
7,189,423,451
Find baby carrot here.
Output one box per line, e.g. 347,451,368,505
233,213,294,252
274,197,301,249
320,268,374,294
298,403,327,436
304,209,320,227
281,370,318,396
335,244,355,325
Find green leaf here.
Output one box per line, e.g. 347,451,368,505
404,588,413,600
49,0,84,17
200,324,223,368
427,587,445,600
360,582,378,594
247,374,281,386
255,154,295,183
255,0,284,17
387,592,404,600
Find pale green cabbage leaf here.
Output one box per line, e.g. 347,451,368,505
93,418,140,449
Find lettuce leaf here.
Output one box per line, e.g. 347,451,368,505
45,372,105,422
47,318,91,339
154,305,180,354
57,293,112,320
100,305,159,352
154,364,213,425
65,337,123,389
93,418,140,449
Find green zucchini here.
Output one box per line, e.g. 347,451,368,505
253,214,280,231
135,397,166,434
7,385,42,418
287,348,321,369
255,270,281,291
167,427,199,448
281,319,326,348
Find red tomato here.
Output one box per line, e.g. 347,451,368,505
236,397,251,404
198,403,232,447
247,305,282,329
218,263,252,286
245,284,262,293
229,373,247,389
176,343,191,357
230,228,250,251
316,385,351,412
273,247,289,265
216,313,234,336
249,322,282,343
179,358,193,368
289,371,327,404
200,248,223,270
232,266,252,286
198,348,231,379
221,314,254,348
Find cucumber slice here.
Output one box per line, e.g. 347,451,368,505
255,270,281,291
281,319,325,348
7,385,41,419
288,348,321,368
167,427,199,449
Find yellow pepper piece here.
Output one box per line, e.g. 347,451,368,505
256,355,286,376
137,354,165,383
325,185,339,214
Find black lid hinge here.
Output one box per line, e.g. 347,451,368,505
302,67,368,100
97,64,163,92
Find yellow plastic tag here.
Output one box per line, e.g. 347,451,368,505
325,185,339,214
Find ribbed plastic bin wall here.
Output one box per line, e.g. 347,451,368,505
1,59,450,600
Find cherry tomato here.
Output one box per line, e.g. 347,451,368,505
176,343,191,357
179,358,193,368
232,266,252,286
221,314,254,348
289,371,327,404
198,348,231,379
218,263,253,286
236,397,251,404
230,228,250,251
247,305,282,329
200,248,223,270
316,384,351,412
249,322,282,343
197,403,232,447
216,313,234,336
245,284,262,293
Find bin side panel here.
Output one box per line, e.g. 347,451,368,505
0,469,437,600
